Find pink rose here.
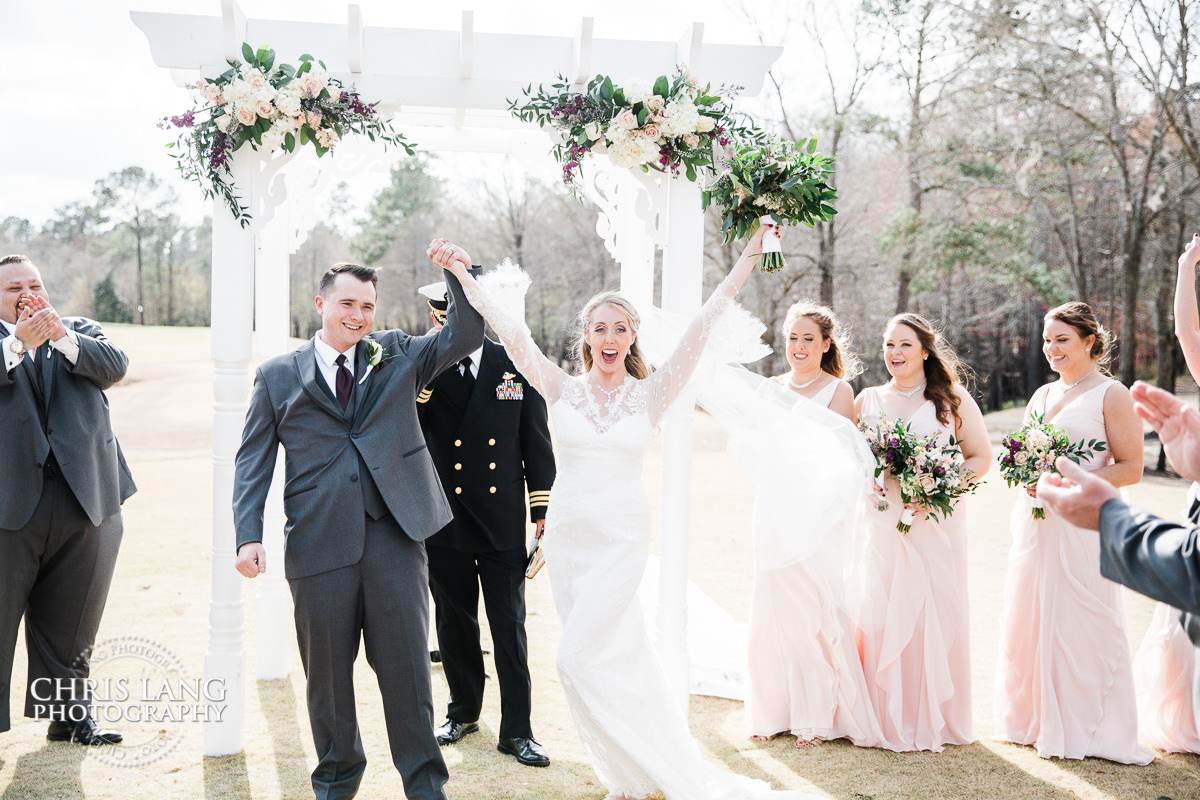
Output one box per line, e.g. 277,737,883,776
256,100,274,118
248,70,268,89
640,124,661,141
236,107,257,126
645,95,664,113
300,73,324,98
614,108,637,130
215,114,234,133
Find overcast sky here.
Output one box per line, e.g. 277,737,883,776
0,0,770,227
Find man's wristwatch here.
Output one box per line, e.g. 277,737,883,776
8,337,28,357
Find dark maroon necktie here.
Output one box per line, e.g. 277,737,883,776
335,353,352,411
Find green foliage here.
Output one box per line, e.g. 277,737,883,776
351,155,442,265
92,270,134,323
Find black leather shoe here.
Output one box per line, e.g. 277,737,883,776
497,736,550,767
47,716,123,746
435,718,478,746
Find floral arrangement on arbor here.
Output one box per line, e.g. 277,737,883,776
701,137,838,272
859,414,978,532
999,412,1106,519
508,65,749,189
162,43,414,226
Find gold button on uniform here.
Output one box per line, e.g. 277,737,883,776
488,438,496,446
454,439,462,447
489,462,496,470
454,487,462,495
489,486,497,494
454,463,462,470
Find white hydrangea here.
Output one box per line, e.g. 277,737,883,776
659,99,700,137
260,124,287,152
276,92,302,119
623,79,653,104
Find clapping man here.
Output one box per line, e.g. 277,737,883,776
416,279,555,767
233,254,483,800
0,254,134,745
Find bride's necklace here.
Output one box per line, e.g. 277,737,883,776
590,375,624,401
789,372,822,391
893,379,926,399
1061,369,1095,392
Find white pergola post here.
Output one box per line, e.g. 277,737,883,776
133,3,780,755
655,178,704,705
204,151,254,756
251,162,295,681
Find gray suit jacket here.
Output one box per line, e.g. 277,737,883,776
232,273,484,580
1099,498,1200,642
0,317,135,530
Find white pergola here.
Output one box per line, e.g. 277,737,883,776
134,1,780,756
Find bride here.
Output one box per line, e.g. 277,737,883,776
428,228,821,800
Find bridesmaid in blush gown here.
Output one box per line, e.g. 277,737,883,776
1132,233,1200,754
852,314,991,752
993,302,1152,764
429,229,825,800
742,302,883,748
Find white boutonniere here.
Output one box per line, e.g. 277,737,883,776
359,338,387,384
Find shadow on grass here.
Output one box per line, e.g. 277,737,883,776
1051,747,1200,800
1,743,85,800
204,751,251,800
691,699,1086,800
257,678,311,800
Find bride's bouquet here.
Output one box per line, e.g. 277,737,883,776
999,412,1107,519
701,136,837,272
858,414,977,532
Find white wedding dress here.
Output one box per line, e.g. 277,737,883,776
462,264,822,799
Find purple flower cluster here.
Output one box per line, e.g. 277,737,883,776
209,131,233,169
338,90,376,118
162,110,196,129
561,142,590,184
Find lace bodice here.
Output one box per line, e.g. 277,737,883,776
460,266,739,432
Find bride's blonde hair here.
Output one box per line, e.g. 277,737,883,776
573,292,651,380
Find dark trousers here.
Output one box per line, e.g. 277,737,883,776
0,469,123,731
289,514,448,800
426,544,532,740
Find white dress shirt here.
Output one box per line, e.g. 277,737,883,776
313,332,356,398
459,345,483,378
1,318,80,374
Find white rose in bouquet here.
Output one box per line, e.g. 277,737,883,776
584,121,603,141
614,108,637,130
696,115,716,132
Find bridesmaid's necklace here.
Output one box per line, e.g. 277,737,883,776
789,372,822,391
1061,369,1095,392
893,379,926,399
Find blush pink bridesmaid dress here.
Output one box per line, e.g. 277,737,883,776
993,380,1153,764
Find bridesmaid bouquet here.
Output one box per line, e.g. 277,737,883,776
998,412,1107,519
858,414,977,532
857,414,916,513
895,434,979,533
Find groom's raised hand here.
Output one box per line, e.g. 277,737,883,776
235,542,267,578
426,238,471,273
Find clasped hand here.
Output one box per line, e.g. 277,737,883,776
427,238,471,275
14,294,66,350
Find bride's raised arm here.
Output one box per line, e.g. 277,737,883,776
645,224,772,426
427,239,569,403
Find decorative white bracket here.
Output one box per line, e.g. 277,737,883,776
573,17,594,86
347,5,364,73
221,0,246,62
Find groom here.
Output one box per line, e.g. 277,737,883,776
233,257,483,800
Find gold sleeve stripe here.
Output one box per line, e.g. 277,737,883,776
528,491,551,500
417,389,433,404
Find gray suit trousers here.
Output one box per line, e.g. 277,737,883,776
0,469,122,731
289,514,448,800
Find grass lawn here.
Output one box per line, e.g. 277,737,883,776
1,323,1198,799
